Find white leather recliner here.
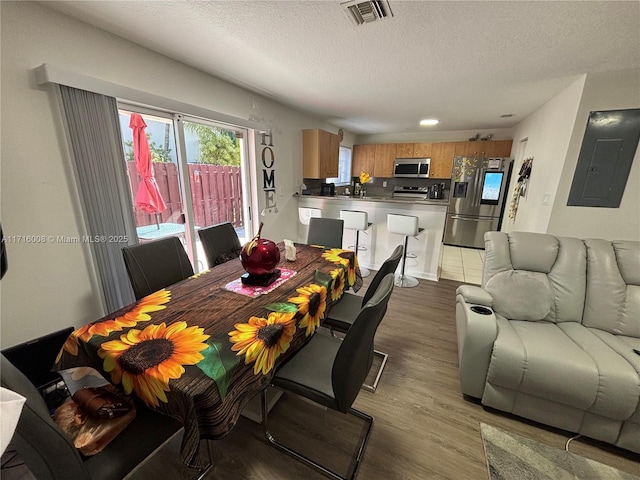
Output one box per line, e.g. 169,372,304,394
456,231,640,454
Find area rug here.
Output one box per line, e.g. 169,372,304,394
480,423,639,480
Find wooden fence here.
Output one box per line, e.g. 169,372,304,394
126,162,244,228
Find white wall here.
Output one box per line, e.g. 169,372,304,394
501,76,586,233
547,69,640,241
0,2,343,347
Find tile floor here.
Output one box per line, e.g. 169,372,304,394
439,244,485,285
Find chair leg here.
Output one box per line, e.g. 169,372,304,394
360,350,389,393
352,230,370,278
354,230,359,256
401,235,408,276
395,235,419,288
262,389,374,480
323,331,386,392
192,440,214,480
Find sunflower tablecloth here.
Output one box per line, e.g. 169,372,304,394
55,243,362,468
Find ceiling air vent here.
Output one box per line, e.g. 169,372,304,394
341,0,393,26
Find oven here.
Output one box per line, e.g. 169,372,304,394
392,186,430,200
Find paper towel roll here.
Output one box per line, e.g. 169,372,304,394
284,239,296,261
1,387,26,455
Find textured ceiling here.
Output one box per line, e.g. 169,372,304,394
44,1,640,134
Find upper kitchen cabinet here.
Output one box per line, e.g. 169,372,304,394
395,143,415,158
412,142,432,157
352,144,376,176
482,140,513,157
454,140,513,157
374,143,397,177
430,142,456,179
302,129,340,178
454,141,483,156
349,140,512,179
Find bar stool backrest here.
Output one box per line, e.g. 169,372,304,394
340,210,368,231
298,207,322,226
387,214,419,237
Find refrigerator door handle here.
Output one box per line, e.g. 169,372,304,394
473,168,485,210
449,215,494,222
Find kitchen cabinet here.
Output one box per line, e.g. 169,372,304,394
430,142,456,179
412,143,432,157
454,141,484,156
482,140,513,157
374,143,397,178
454,140,513,157
352,144,376,177
302,129,340,178
350,140,512,179
395,143,415,158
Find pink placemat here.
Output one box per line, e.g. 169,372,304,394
224,268,297,297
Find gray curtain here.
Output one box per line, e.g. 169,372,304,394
59,86,136,311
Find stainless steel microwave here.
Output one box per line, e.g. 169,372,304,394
393,158,430,178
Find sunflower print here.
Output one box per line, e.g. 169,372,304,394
98,321,210,407
322,249,357,286
288,283,327,336
90,290,171,337
191,270,209,278
330,268,346,302
57,290,172,361
56,324,93,361
228,312,296,375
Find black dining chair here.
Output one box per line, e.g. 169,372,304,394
261,274,395,480
122,236,194,300
0,353,209,480
307,217,344,249
323,245,403,392
1,327,75,412
197,221,242,269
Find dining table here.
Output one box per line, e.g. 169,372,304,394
54,242,362,468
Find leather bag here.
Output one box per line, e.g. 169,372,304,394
54,389,136,456
72,386,131,419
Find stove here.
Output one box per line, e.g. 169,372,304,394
392,186,429,199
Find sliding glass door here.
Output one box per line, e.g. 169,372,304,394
118,107,254,272
178,115,251,270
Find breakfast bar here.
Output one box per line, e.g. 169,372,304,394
296,194,448,281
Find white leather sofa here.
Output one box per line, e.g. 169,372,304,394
455,231,640,453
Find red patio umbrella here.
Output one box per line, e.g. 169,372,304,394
130,114,166,228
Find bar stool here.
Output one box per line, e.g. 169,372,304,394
298,207,322,225
387,213,424,288
340,210,372,277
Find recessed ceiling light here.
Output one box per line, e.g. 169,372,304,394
419,119,439,126
500,114,514,118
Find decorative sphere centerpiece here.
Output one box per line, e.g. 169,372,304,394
240,223,281,286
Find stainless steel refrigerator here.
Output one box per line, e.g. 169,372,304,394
444,156,513,248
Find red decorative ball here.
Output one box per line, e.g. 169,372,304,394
241,236,280,276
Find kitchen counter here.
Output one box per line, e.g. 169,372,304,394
296,195,448,282
295,193,449,206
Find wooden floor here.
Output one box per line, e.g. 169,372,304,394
128,276,639,479
5,276,639,479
